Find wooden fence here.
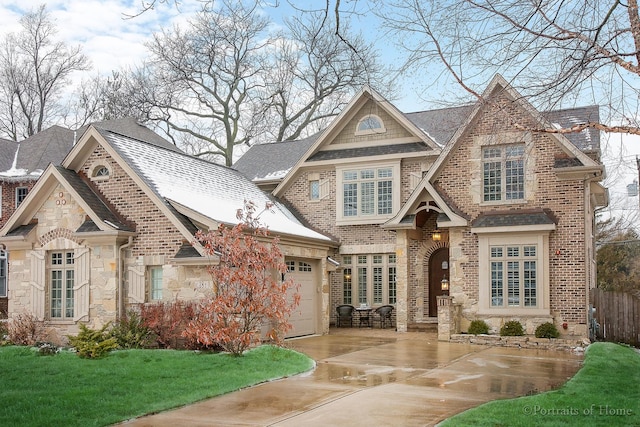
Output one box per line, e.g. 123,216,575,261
590,288,640,347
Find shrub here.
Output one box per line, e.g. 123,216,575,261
189,201,300,356
468,320,490,335
110,311,152,349
68,324,118,359
0,320,8,344
8,313,47,346
500,320,524,336
140,301,198,349
535,322,560,338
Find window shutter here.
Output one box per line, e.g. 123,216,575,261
74,248,91,322
319,179,330,200
128,263,146,303
410,172,423,191
29,250,46,320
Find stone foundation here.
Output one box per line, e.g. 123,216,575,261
450,333,590,352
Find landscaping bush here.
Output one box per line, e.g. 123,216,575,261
110,311,152,349
7,313,47,346
500,320,524,336
68,323,118,359
468,319,490,335
139,301,198,349
535,322,560,338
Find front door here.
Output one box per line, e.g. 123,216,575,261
428,247,449,317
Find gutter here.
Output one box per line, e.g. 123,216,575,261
117,236,133,319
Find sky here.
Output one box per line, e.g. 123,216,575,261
0,0,638,224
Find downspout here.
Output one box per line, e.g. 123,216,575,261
117,237,133,319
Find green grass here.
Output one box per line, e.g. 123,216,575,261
440,342,640,426
0,345,313,427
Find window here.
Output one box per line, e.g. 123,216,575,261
0,250,6,298
150,267,163,301
298,261,312,272
343,254,396,305
16,187,28,207
49,251,75,319
490,244,537,308
309,180,320,200
338,163,399,223
355,114,385,135
483,145,525,202
94,166,110,177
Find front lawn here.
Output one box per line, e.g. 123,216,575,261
0,345,313,427
440,342,640,426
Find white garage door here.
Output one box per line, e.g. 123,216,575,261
285,258,317,338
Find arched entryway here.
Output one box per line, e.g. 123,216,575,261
428,247,449,317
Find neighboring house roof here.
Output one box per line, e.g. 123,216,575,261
99,128,334,242
0,138,18,173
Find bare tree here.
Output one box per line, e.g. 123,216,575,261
380,0,640,136
259,11,386,143
118,0,384,165
0,5,90,141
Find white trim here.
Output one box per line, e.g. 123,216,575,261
336,160,400,225
355,114,386,136
476,231,551,316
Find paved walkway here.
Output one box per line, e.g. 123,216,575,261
121,328,583,426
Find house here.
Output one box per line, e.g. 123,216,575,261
234,75,608,338
0,127,78,317
1,75,608,343
0,119,337,342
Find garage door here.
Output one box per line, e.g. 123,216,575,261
285,258,317,338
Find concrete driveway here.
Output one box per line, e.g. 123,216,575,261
121,328,583,426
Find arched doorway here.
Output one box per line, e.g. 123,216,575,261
428,247,449,317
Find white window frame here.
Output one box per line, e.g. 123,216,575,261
149,266,163,301
0,249,7,298
15,187,28,208
355,114,386,136
342,254,396,306
48,251,75,320
336,161,400,225
482,144,525,203
476,231,551,316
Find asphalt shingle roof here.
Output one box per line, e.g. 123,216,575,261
102,130,332,241
307,142,430,162
234,104,600,182
233,133,318,181
471,209,558,228
55,166,134,232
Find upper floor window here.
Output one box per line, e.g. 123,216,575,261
0,249,7,298
355,114,386,135
15,187,28,208
90,164,111,181
483,145,525,202
337,162,399,224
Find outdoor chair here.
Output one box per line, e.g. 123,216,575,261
336,304,355,327
372,305,394,329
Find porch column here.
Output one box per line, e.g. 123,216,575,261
395,229,409,332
